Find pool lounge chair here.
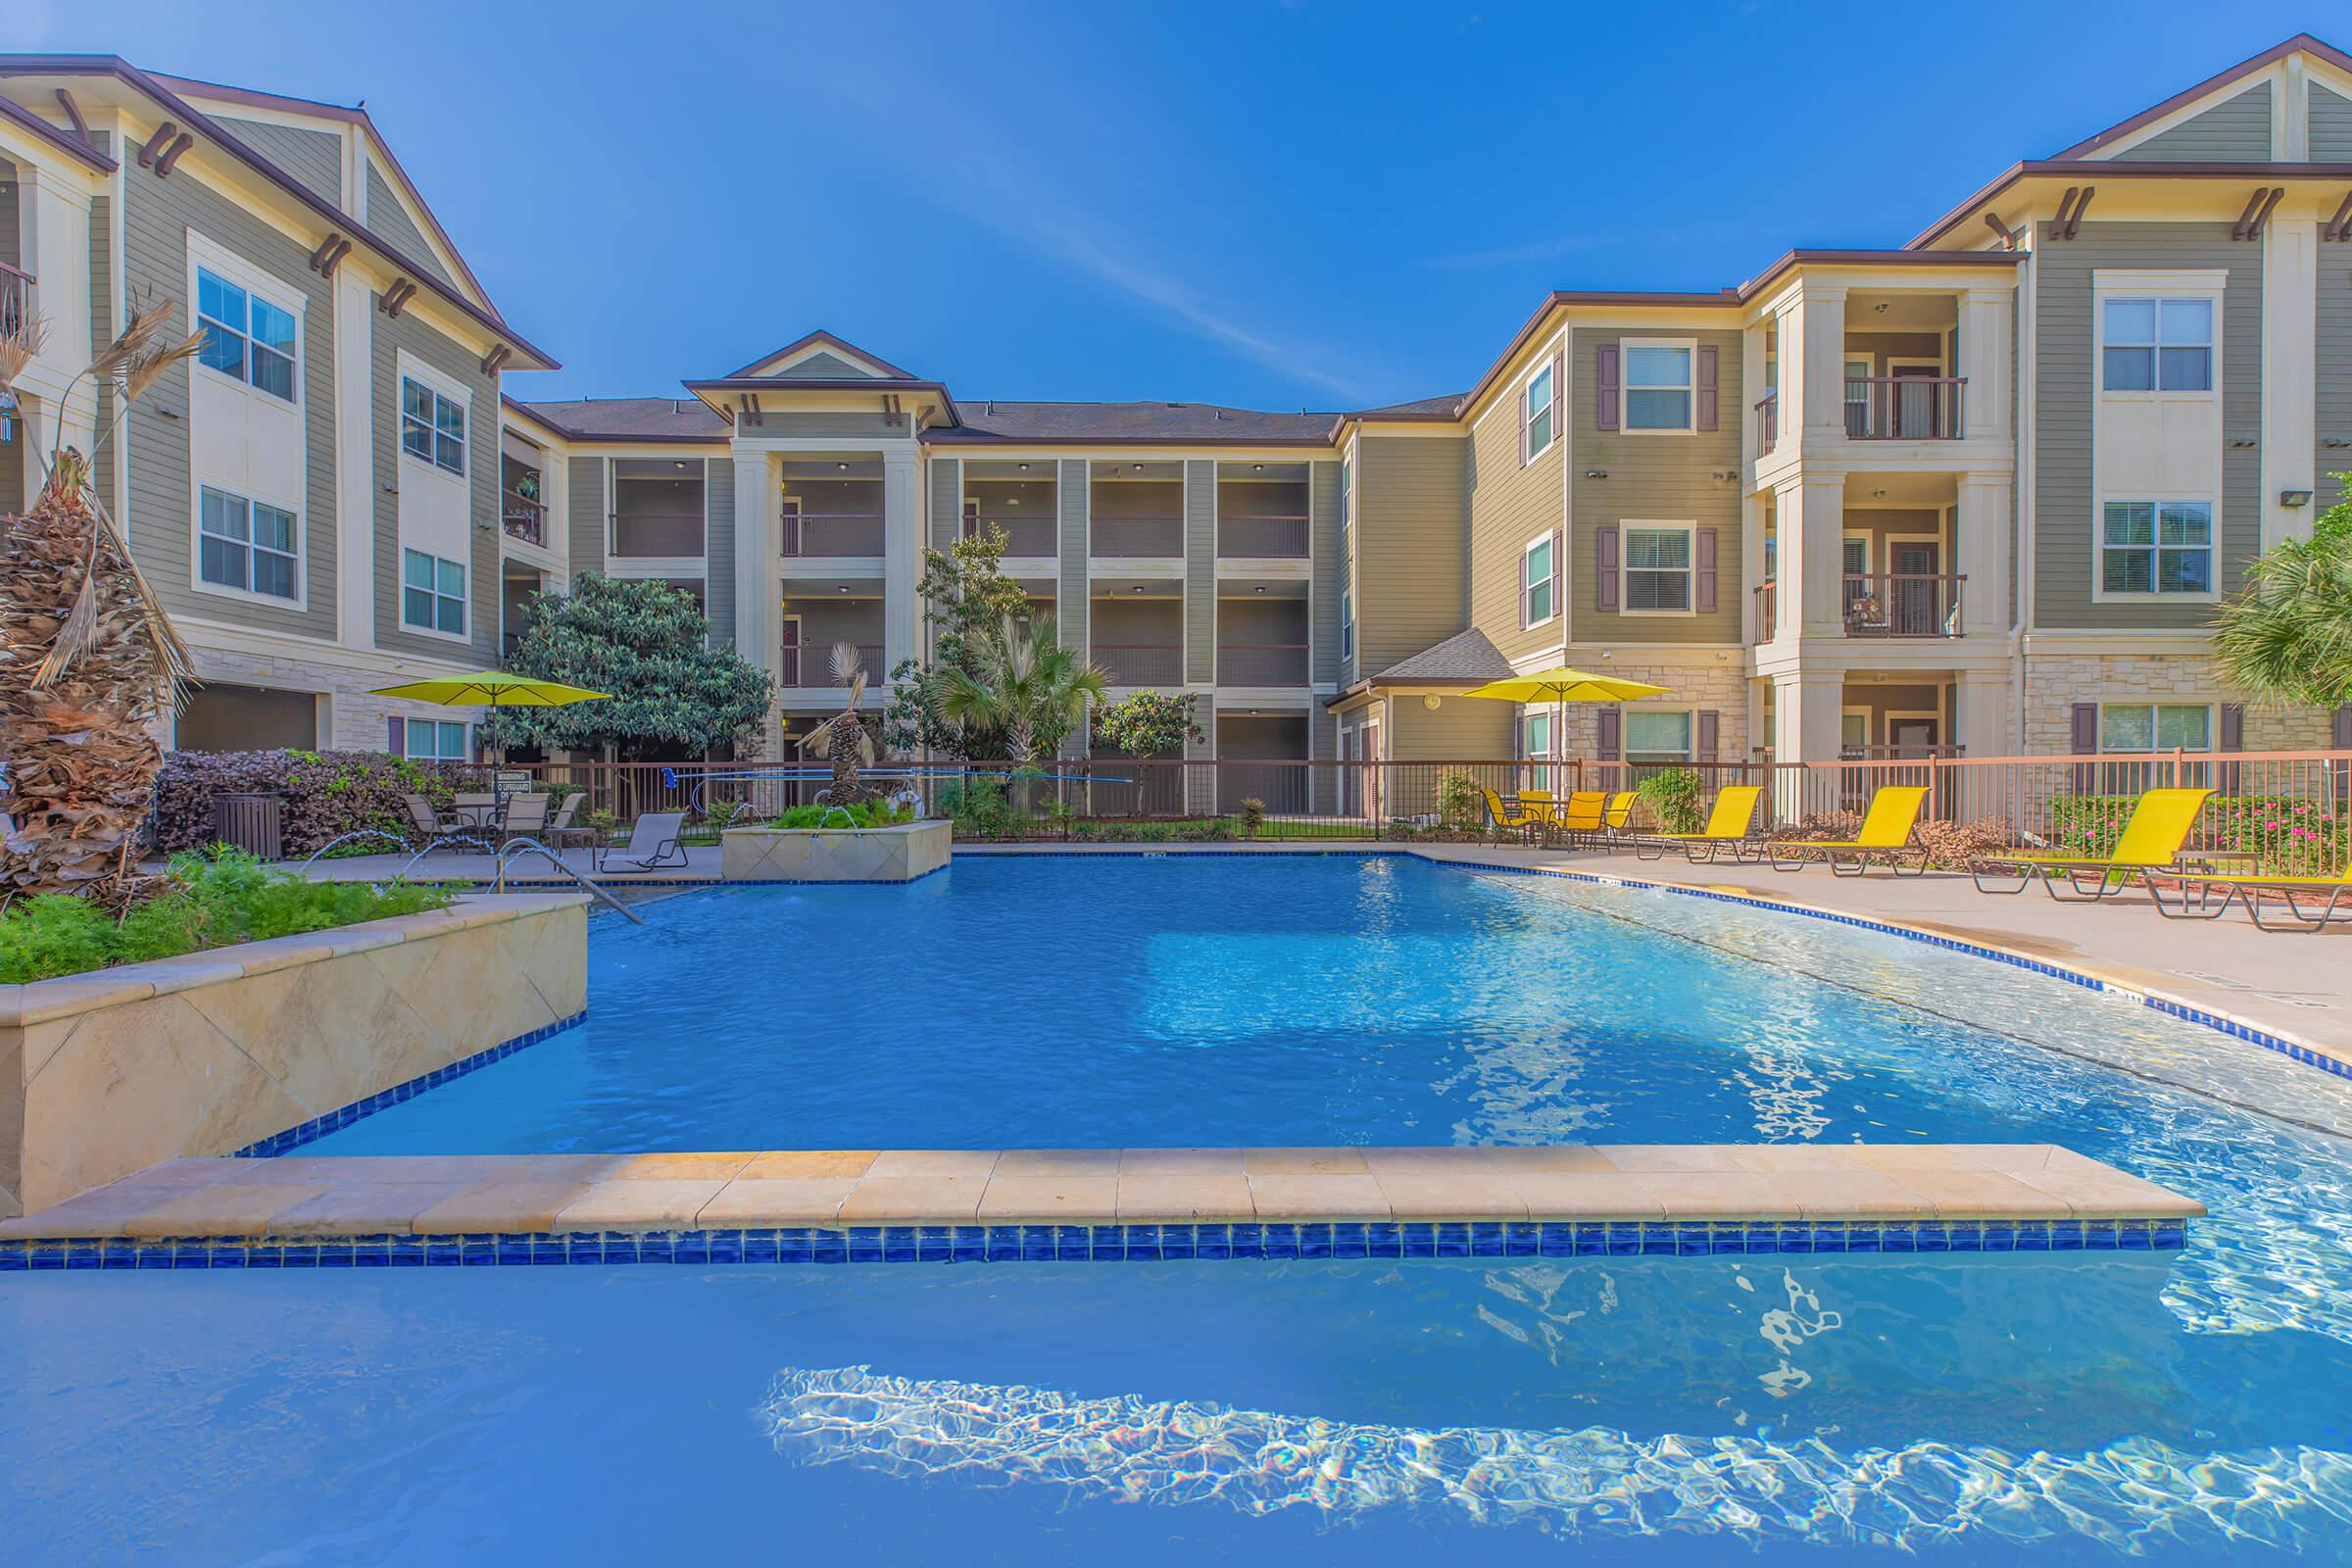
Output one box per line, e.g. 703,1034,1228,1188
2146,863,2352,932
1767,785,1932,877
595,809,689,873
1635,785,1765,863
1967,787,2213,901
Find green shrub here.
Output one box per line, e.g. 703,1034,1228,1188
1636,767,1707,835
0,847,460,983
2049,793,2346,875
765,800,917,830
937,775,1030,841
1239,798,1266,838
1436,767,1485,827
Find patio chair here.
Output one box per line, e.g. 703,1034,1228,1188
1636,785,1765,863
1554,790,1609,846
2145,863,2352,932
1766,785,1932,877
596,809,689,873
1480,788,1542,843
452,791,503,835
400,794,466,856
1600,792,1640,846
543,794,594,852
1967,787,2213,902
500,791,552,844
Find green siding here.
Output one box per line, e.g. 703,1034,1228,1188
1309,459,1341,686
1391,695,1512,761
371,303,498,662
2110,85,2271,161
705,457,736,649
87,189,114,514
1057,458,1089,652
219,117,342,207
928,455,960,552
774,350,869,378
1356,434,1469,672
1184,460,1216,684
365,160,454,287
567,456,606,580
2319,259,2352,508
2314,84,2352,162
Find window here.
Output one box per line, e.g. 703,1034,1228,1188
1520,535,1556,627
1624,710,1694,764
1522,361,1557,459
403,718,469,761
402,548,467,635
1523,710,1551,791
1841,535,1874,616
401,376,466,474
1840,710,1871,754
2101,501,2213,595
2098,704,2210,753
1622,525,1692,612
195,266,296,403
2102,298,2212,393
197,485,299,601
1340,584,1353,661
1623,341,1693,431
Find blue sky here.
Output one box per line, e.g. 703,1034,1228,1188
11,1,2333,409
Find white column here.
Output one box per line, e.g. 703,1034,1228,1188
1795,282,1848,444
731,447,776,684
333,268,374,649
1954,472,2010,636
1776,472,1846,637
2263,220,2320,551
1740,318,1766,471
881,446,920,675
1770,667,1844,813
1740,489,1766,643
1956,665,2010,762
1956,286,2012,444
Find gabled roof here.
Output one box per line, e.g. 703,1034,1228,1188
929,400,1341,447
1351,393,1469,422
722,329,917,381
1367,627,1515,685
0,87,115,172
508,396,729,444
2049,32,2352,160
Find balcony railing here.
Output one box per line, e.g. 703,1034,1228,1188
1843,572,1964,638
502,489,545,547
1754,391,1778,456
1751,580,1777,641
1216,642,1308,684
964,514,1057,556
1095,644,1183,685
1092,515,1184,558
0,261,31,340
1217,514,1309,559
1844,376,1964,440
781,642,885,686
781,513,884,557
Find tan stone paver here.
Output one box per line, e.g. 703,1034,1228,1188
1119,1149,1247,1174
1588,1145,1748,1173
976,1175,1121,1221
1913,1170,2078,1219
266,1183,477,1234
835,1176,987,1223
1360,1146,1619,1174
122,1184,329,1238
1369,1172,1529,1219
992,1150,1121,1177
556,1180,728,1229
1243,1148,1371,1175
413,1180,603,1232
737,1151,877,1179
0,1182,177,1238
697,1178,859,1225
608,1152,757,1182
1115,1173,1254,1220
1508,1172,1670,1219
1246,1173,1392,1220
863,1151,1000,1180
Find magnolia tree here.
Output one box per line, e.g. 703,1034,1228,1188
883,525,1035,760
1093,690,1203,756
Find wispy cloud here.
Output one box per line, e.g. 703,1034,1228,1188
1423,231,1627,270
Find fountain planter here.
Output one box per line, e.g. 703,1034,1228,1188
719,820,952,883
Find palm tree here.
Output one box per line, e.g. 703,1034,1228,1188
795,642,879,805
935,614,1108,766
1,299,200,895
2214,479,2352,709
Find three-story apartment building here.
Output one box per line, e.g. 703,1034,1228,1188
5,37,2351,788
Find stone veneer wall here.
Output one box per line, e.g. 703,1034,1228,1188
0,894,588,1217
1550,661,1753,762
2023,653,2334,753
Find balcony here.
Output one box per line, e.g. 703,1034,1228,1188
1217,464,1310,559
502,490,545,547
1843,572,1964,638
0,261,30,339
1751,580,1777,641
965,512,1056,557
1092,515,1183,558
1096,643,1183,685
1844,376,1964,440
782,512,884,558
1216,642,1307,684
1754,392,1778,456
781,642,884,686
612,460,705,560
1217,514,1308,559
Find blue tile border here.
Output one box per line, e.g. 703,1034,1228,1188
228,1010,589,1158
0,1216,2188,1272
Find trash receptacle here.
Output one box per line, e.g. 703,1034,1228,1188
214,792,284,859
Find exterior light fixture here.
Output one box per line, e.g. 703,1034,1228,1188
837,462,849,470
1017,462,1029,471
1585,469,1608,480
2281,489,2314,508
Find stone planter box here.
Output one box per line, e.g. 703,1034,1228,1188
0,893,589,1217
720,820,952,883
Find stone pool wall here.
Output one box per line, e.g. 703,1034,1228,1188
0,894,588,1217
721,821,952,882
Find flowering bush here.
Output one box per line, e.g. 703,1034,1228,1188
154,749,487,858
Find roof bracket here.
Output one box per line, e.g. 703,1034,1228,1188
53,90,91,147
480,344,512,377
2233,186,2286,240
1981,212,2021,250
737,393,763,427
377,278,418,318
881,392,904,427
309,233,349,274
2327,190,2352,242
135,121,176,168
2050,185,2094,240
153,132,194,177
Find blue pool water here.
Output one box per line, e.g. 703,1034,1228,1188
7,856,2352,1563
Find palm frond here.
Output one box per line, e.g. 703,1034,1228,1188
0,315,48,392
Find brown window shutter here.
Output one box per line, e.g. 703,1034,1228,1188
386,716,405,755
1695,344,1719,431
1694,527,1718,614
1517,383,1530,466
1696,710,1719,762
1597,705,1622,760
2070,703,2098,754
2219,703,2244,751
1595,345,1619,431
2334,704,2352,751
1595,525,1620,612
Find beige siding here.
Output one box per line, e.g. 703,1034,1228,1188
364,160,455,287
2313,84,2352,160
219,117,342,207
1355,434,1467,673
1390,694,1512,760
1466,343,1565,662
1570,327,1743,644
2031,221,2260,628
928,455,961,552
119,162,339,640
371,302,499,662
2110,85,2272,161
1309,459,1342,685
705,458,736,649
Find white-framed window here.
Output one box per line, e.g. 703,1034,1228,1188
2100,500,2213,596
2101,297,2213,393
195,265,298,403
1840,710,1871,754
403,718,470,761
196,485,300,602
1622,339,1694,431
1623,709,1694,764
1523,710,1552,791
2098,703,2211,753
1340,584,1353,661
402,547,467,636
401,375,467,475
1522,359,1557,460
1621,522,1694,613
1520,534,1556,627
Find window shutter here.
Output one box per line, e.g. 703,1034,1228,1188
1516,383,1530,466
1597,706,1622,761
1595,344,1619,431
2334,705,2352,751
1695,344,1719,431
1696,710,1719,763
2219,703,2244,751
1694,527,1718,614
1548,349,1564,450
1551,525,1564,614
2070,703,2099,792
386,716,405,756
1595,525,1620,612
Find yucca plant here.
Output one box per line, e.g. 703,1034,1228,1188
935,613,1108,767
1,298,202,894
2214,477,2352,709
796,641,880,805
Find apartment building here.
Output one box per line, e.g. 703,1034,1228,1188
5,37,2351,785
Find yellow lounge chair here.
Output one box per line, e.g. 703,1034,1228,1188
1480,787,1541,842
1636,784,1765,863
1554,791,1608,844
2147,863,2352,932
1968,787,2212,902
1767,785,1932,877
1600,791,1640,846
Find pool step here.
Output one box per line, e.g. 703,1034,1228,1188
0,1145,2199,1270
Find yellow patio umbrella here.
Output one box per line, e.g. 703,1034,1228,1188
368,671,610,766
1460,666,1675,799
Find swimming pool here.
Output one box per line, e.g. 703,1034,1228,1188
6,855,2352,1562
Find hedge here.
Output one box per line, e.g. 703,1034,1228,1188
2048,794,2347,875
154,750,488,858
